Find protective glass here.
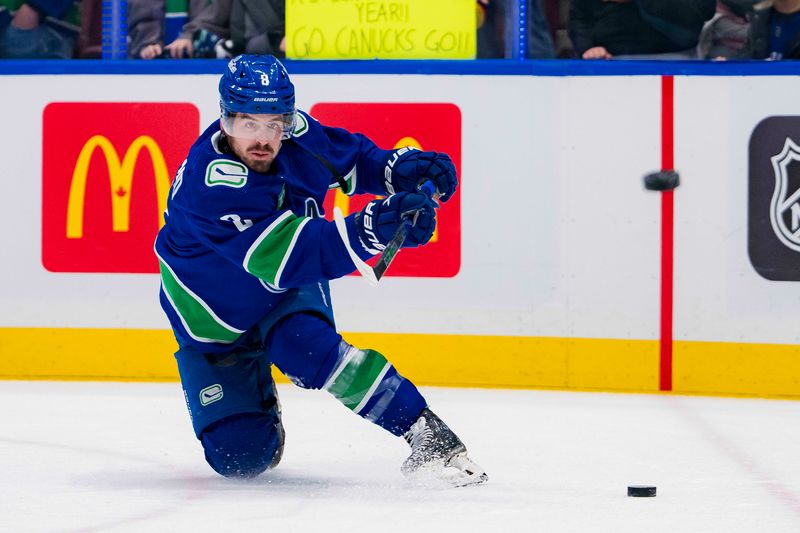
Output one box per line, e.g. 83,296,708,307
220,110,295,140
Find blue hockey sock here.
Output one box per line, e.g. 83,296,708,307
269,313,426,436
321,343,427,436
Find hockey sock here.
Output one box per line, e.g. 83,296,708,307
268,313,426,436
322,343,427,436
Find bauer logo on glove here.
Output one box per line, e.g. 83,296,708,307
384,148,458,202
351,192,438,255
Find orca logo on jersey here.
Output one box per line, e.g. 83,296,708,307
311,102,462,278
206,160,248,188
292,113,310,138
42,102,199,273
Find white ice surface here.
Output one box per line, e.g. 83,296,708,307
2,382,800,533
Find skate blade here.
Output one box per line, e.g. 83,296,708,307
405,453,488,488
446,453,488,487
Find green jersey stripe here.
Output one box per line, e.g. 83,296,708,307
243,211,309,287
322,345,359,391
156,252,244,344
159,286,238,344
325,348,390,411
353,362,391,414
274,218,311,287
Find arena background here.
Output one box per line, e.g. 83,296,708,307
1,59,799,399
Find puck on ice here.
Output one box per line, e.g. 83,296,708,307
627,485,656,497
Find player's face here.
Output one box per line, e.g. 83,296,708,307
223,113,286,172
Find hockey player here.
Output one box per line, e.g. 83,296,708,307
155,54,487,487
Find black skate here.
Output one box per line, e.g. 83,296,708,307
401,408,488,487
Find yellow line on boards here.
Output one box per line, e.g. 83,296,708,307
673,340,800,398
1,328,798,399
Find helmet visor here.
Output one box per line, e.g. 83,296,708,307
220,110,295,141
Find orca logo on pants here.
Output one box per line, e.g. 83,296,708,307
199,384,224,406
748,116,800,281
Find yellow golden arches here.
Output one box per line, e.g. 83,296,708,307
66,135,170,239
393,136,423,151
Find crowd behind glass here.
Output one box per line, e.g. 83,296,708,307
0,0,795,61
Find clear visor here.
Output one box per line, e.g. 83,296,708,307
220,110,295,141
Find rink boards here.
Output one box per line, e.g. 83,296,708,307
1,65,799,398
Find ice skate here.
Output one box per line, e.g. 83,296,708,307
401,408,488,487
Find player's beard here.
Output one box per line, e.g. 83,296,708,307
231,137,279,173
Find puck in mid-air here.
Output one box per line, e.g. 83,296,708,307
627,485,657,497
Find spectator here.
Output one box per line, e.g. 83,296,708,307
129,0,285,60
75,0,101,58
541,0,577,57
477,0,555,58
476,0,502,57
128,0,210,59
697,1,757,59
749,0,800,59
569,0,716,59
0,0,75,58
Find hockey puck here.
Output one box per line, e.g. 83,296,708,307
643,170,680,191
627,485,657,497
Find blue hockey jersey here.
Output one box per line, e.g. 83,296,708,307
155,111,393,352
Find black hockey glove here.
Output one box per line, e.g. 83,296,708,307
352,192,437,253
384,148,458,203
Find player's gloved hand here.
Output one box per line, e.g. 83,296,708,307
351,192,437,253
385,148,458,202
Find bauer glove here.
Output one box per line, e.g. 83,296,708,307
351,192,437,254
385,148,458,202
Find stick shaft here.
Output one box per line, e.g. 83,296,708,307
372,181,438,282
372,220,410,281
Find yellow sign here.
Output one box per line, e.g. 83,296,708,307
67,135,170,238
286,0,476,60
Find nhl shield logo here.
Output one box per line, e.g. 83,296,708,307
748,116,800,281
769,138,800,252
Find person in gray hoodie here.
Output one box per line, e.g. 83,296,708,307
128,0,284,60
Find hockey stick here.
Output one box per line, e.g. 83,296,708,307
333,181,438,286
372,180,438,282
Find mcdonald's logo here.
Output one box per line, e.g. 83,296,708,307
311,102,461,278
43,103,199,273
67,135,171,239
